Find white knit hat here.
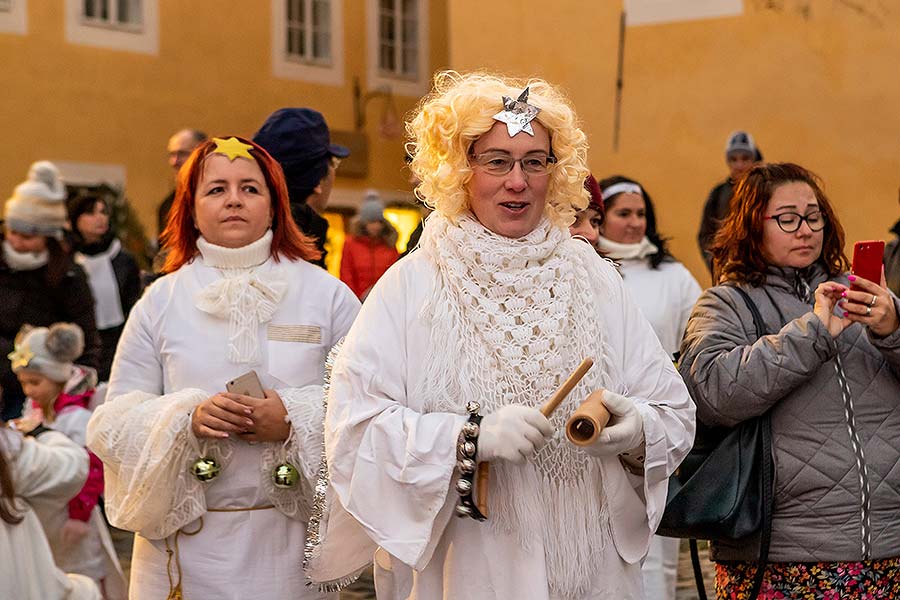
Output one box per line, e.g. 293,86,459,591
8,323,84,383
4,161,68,238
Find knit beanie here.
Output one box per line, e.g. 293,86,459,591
724,131,756,158
358,194,385,224
4,161,68,238
8,323,84,383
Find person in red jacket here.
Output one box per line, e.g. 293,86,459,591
340,194,400,300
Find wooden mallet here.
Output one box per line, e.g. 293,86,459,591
474,358,594,518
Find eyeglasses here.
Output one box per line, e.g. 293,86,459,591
468,151,557,176
764,210,826,233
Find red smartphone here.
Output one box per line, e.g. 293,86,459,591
226,370,266,399
850,240,885,291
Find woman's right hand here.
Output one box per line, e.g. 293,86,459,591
191,393,255,439
813,282,851,338
478,405,553,464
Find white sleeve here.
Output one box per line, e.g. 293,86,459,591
12,431,88,504
325,267,467,570
107,292,164,399
86,388,211,539
676,264,703,349
612,276,696,530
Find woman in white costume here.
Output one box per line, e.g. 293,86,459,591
0,421,100,600
596,175,702,600
322,72,695,600
87,136,360,599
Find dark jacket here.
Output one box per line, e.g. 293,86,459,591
697,179,733,280
290,201,328,268
74,234,143,381
885,219,900,297
679,264,900,562
0,247,101,420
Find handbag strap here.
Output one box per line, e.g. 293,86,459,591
730,285,774,599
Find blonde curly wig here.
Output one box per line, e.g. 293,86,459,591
407,71,590,228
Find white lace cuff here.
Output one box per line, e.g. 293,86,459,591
86,388,233,539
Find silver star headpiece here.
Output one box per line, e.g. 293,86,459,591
492,87,541,137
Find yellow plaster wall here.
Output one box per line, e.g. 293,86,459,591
448,1,900,285
0,1,448,238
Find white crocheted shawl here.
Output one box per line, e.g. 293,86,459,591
417,213,622,599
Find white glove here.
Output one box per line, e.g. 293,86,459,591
478,405,553,464
583,391,644,458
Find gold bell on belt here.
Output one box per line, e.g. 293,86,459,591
273,462,300,488
191,457,221,482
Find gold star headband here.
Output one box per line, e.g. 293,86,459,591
212,137,255,161
492,87,542,137
8,343,34,371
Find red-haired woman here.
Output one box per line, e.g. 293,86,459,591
679,163,900,598
87,137,360,599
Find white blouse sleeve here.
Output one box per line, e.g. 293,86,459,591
10,430,88,504
325,264,467,570
87,290,213,540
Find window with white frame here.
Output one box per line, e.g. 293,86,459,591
0,0,27,34
366,0,428,96
377,0,418,79
286,0,332,65
81,0,143,29
272,0,344,85
65,0,158,54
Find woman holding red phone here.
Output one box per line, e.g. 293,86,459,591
84,137,360,599
679,162,900,599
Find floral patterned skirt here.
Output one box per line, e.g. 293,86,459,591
715,556,900,599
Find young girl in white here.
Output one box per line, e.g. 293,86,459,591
10,323,126,599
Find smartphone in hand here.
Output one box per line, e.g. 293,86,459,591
226,370,266,399
850,240,885,291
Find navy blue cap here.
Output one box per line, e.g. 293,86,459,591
253,108,350,194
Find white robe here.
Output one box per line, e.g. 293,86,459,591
97,255,360,600
615,258,701,600
0,428,100,600
325,249,696,599
22,403,126,597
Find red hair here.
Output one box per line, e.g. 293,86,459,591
711,162,848,286
160,136,321,272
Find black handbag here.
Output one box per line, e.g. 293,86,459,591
657,286,774,600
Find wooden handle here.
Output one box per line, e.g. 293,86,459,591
565,390,612,446
474,357,594,519
540,358,594,417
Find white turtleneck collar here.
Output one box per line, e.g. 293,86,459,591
197,229,273,270
596,234,658,261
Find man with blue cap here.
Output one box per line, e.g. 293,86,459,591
254,108,350,268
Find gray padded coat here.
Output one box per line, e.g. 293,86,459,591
678,264,900,562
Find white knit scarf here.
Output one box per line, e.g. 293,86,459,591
596,235,658,261
2,240,49,271
195,230,287,364
417,213,620,599
76,238,125,329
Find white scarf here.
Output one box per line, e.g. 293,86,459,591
596,235,658,261
417,213,621,599
2,240,49,271
76,238,125,329
194,231,287,364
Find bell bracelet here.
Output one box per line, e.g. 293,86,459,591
455,401,486,521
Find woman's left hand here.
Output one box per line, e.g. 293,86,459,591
841,272,900,337
227,389,291,443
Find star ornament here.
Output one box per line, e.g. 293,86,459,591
212,137,256,162
492,87,542,137
8,344,34,371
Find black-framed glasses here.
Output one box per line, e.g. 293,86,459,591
765,210,826,233
468,151,557,176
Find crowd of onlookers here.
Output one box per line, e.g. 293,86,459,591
1,96,900,600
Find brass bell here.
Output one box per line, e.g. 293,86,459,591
455,503,473,518
273,462,300,488
456,478,472,494
191,457,220,482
